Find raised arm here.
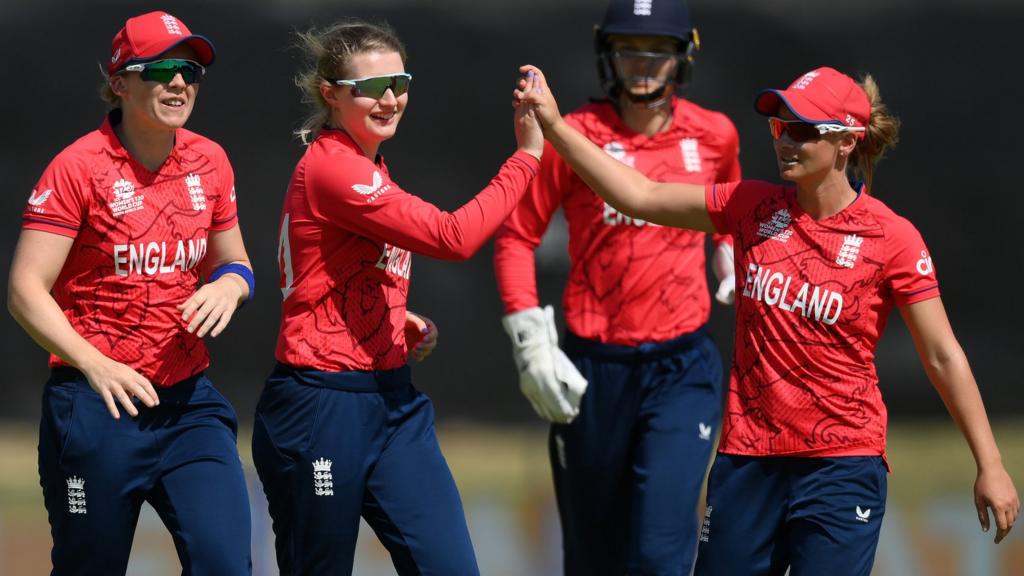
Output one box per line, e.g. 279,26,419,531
899,297,1020,543
516,65,714,232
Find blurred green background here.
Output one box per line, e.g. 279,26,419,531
1,421,1021,575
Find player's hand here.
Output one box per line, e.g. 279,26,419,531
405,311,439,362
178,274,246,338
513,69,544,161
79,355,159,419
515,65,563,131
502,305,588,423
712,241,736,305
975,464,1020,543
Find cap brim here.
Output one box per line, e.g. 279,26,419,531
125,34,216,68
753,88,836,124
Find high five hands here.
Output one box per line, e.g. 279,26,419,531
514,65,562,132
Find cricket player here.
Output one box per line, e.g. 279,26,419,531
515,62,1021,575
250,18,543,576
9,11,254,575
494,1,739,574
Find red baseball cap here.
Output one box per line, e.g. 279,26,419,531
108,11,215,75
754,67,869,134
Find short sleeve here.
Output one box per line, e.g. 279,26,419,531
209,146,238,231
885,218,940,305
22,153,89,238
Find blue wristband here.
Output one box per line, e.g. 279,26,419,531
208,263,255,305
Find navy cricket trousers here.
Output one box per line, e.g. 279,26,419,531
695,454,888,576
552,327,724,576
252,363,478,576
38,368,252,576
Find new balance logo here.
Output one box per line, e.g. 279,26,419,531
313,458,334,496
111,48,121,64
856,506,871,522
67,476,87,514
698,422,712,441
28,189,52,206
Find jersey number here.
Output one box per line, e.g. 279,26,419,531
279,213,295,300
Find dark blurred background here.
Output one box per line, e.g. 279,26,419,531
2,0,1022,426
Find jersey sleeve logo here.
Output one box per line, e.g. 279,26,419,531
230,186,236,203
27,188,52,213
915,250,934,276
352,171,384,195
351,171,391,203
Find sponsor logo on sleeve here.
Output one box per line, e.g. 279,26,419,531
27,189,53,213
916,250,934,276
352,171,391,203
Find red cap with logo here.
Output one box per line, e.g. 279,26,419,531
754,67,869,135
108,11,215,75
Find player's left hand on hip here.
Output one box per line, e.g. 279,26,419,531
405,311,438,362
712,241,736,305
178,277,245,338
975,464,1021,543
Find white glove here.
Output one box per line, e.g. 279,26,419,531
502,305,588,424
712,242,736,305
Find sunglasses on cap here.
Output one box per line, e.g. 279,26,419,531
329,73,412,99
768,117,865,143
121,59,205,85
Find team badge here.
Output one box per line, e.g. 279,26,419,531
313,458,335,496
67,476,87,514
186,173,207,211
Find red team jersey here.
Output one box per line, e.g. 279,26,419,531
495,97,741,345
706,181,940,457
22,112,239,386
275,129,539,372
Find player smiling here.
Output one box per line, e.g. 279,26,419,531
513,63,1020,575
10,11,254,575
251,18,543,575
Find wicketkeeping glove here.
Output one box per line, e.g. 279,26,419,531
502,305,588,424
712,241,736,305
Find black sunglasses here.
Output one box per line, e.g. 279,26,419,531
328,73,412,99
121,59,205,85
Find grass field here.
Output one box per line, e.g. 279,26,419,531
1,419,1021,575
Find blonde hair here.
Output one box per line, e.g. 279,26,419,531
293,19,406,143
98,63,120,108
849,75,900,192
